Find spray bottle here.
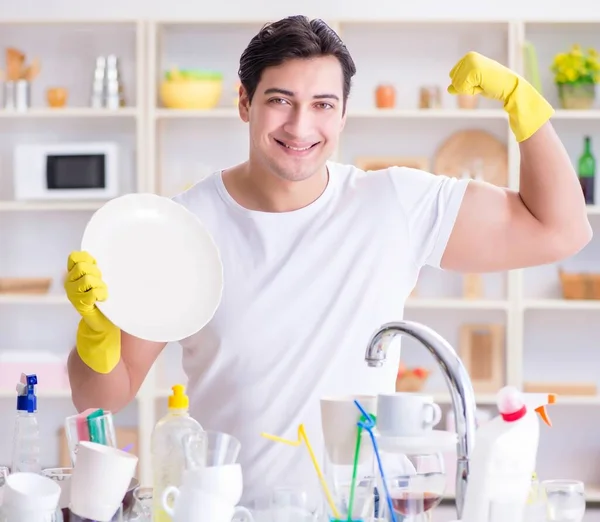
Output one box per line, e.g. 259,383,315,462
11,373,41,474
459,385,556,522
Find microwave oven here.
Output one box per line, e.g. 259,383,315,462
13,142,119,200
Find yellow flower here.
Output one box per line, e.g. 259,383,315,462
552,44,600,84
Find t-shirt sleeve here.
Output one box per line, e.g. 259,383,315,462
388,166,470,269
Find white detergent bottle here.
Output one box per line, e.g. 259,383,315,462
458,385,556,522
152,384,204,522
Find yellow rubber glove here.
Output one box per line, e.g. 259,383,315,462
448,51,555,142
64,251,121,374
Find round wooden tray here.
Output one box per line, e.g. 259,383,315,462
433,129,509,187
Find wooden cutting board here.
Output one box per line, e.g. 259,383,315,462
433,129,509,187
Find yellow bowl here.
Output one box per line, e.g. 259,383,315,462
159,79,223,110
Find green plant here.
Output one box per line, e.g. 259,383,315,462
551,44,600,84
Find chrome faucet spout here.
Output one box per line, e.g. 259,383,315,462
364,320,477,520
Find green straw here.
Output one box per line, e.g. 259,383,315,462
346,413,375,522
346,420,363,521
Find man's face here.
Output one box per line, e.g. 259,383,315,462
239,55,347,183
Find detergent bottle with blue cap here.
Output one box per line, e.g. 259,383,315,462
11,373,41,473
458,385,556,522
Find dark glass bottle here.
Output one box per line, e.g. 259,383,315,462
578,136,595,205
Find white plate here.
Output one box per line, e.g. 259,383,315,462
81,193,223,342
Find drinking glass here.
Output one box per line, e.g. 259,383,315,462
542,480,586,522
323,445,376,521
377,452,446,521
64,411,117,465
130,486,153,521
270,486,320,522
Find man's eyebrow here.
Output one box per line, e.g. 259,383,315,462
263,87,340,101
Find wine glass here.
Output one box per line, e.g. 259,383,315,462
542,480,586,522
378,452,446,521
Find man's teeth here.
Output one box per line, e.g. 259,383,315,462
283,143,312,151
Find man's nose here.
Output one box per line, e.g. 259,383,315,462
283,106,315,139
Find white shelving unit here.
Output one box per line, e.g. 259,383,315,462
2,17,600,507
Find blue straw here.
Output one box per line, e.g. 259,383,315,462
353,399,398,522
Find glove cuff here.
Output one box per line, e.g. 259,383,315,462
504,78,555,142
76,319,121,374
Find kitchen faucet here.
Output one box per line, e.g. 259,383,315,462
364,320,477,520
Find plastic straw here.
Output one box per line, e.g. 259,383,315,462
354,399,398,522
346,415,366,522
261,423,342,520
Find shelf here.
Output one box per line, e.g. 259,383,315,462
587,206,600,215
0,294,68,304
61,107,600,122
553,110,600,120
433,392,600,406
154,108,508,120
0,388,71,399
524,300,600,310
433,393,498,405
405,299,509,310
154,108,239,119
0,297,508,310
0,201,104,212
443,485,600,503
347,109,506,119
0,107,139,119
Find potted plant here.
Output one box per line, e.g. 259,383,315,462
551,44,600,109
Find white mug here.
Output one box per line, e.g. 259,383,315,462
3,472,61,511
181,464,243,506
376,392,442,437
69,441,138,522
320,395,377,465
162,485,254,522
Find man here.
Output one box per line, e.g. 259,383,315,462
65,15,591,506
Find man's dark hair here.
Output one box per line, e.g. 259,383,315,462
238,15,357,112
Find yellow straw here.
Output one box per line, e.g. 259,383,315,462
261,424,342,520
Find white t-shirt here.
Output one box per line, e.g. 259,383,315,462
171,161,469,505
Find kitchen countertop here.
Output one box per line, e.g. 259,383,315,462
433,502,600,522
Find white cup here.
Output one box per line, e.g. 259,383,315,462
320,395,377,465
42,467,73,510
1,505,60,522
3,472,61,511
162,485,254,522
182,463,243,505
376,392,442,437
69,441,138,522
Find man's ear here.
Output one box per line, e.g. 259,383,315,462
238,85,250,123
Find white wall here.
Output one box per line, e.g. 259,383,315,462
1,0,600,21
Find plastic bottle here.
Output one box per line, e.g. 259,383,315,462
459,386,556,522
524,471,547,522
11,373,41,474
152,384,203,522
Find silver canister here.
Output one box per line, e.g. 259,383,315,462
91,56,107,108
105,54,125,109
3,80,30,111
